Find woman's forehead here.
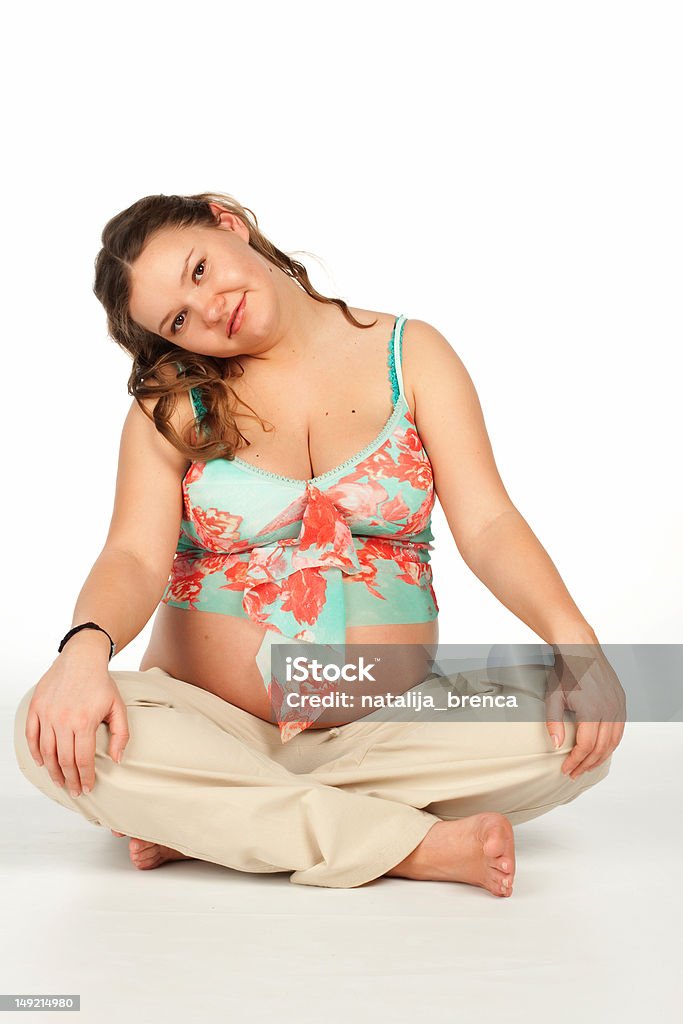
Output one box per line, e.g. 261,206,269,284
134,224,213,283
143,223,207,259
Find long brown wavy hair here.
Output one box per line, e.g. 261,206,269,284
93,192,377,462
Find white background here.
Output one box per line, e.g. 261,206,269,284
3,0,681,694
2,8,682,1023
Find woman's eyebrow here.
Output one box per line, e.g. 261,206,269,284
158,249,194,334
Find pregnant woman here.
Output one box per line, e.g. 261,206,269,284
13,192,623,896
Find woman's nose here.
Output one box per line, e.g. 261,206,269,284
199,294,225,327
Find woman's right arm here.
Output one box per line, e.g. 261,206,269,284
25,391,191,798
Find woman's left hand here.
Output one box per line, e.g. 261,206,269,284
545,643,627,781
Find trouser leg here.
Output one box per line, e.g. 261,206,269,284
12,669,439,889
305,665,612,825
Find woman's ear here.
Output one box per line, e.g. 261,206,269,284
208,201,230,224
207,202,250,243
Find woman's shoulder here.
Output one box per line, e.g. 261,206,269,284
400,315,454,356
401,317,469,413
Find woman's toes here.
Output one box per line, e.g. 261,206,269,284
490,869,512,896
132,853,161,870
474,814,515,896
130,845,160,867
122,835,193,870
136,852,160,867
130,839,154,853
132,845,156,859
129,841,153,859
492,865,512,888
496,852,515,879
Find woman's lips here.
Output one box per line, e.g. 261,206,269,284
228,294,246,337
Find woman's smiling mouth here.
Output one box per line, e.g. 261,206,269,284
227,294,246,337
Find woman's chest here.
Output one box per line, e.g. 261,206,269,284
225,321,415,482
180,404,435,559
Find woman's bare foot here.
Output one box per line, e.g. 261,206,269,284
110,829,195,871
385,813,516,897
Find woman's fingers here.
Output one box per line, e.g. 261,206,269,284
584,721,625,771
54,727,81,796
562,720,624,779
25,707,43,766
570,721,613,774
614,720,626,748
39,723,65,788
73,728,97,794
561,721,598,778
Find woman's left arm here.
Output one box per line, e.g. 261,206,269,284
406,320,625,776
406,319,594,642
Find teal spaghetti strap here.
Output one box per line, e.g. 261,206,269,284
174,360,208,427
190,387,208,423
388,314,406,405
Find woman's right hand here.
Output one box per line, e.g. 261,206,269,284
24,651,130,797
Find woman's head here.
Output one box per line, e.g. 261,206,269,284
127,204,272,359
93,191,375,461
95,192,302,364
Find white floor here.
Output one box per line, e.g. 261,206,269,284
1,711,680,1024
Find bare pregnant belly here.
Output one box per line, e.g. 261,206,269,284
138,604,439,728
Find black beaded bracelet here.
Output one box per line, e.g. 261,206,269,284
58,622,117,661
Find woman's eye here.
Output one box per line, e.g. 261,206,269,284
171,260,205,334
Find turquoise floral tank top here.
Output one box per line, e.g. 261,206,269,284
163,314,439,742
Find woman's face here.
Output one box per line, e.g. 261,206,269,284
128,208,277,358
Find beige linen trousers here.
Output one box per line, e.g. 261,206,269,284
13,663,611,888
